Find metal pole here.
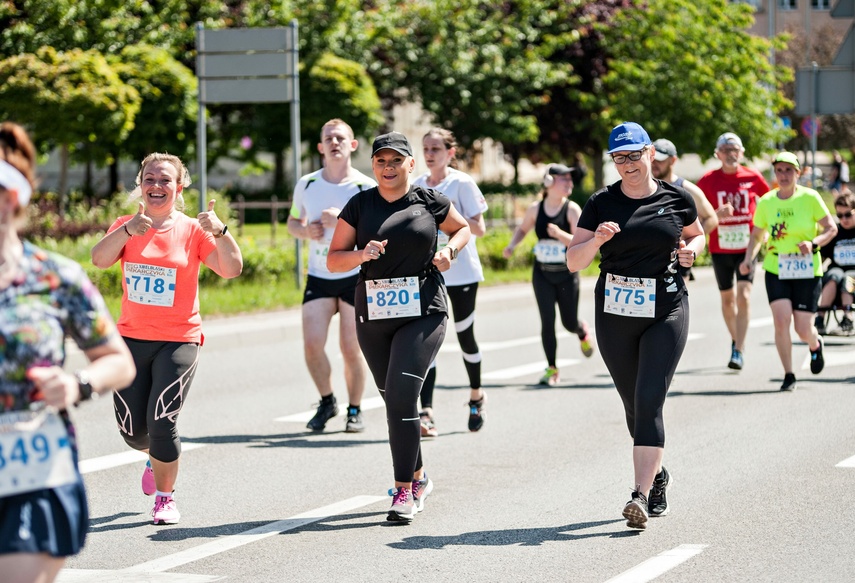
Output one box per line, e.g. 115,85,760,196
290,19,303,289
196,22,207,214
811,61,818,190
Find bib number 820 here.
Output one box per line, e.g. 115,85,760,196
373,289,410,307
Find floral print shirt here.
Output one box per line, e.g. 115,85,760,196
0,241,116,412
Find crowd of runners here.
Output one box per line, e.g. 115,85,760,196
2,116,852,581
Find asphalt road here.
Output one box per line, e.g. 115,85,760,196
58,266,855,583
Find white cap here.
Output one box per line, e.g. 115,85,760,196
0,159,32,206
715,132,743,150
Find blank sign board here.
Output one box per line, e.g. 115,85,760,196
199,53,292,78
199,28,294,53
199,78,293,104
795,68,855,115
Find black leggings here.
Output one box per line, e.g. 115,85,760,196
595,294,689,447
421,283,481,409
532,266,585,367
357,312,447,482
114,339,199,463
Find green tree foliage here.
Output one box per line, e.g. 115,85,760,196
600,0,792,159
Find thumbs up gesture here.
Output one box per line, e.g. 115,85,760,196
197,199,226,235
126,202,153,236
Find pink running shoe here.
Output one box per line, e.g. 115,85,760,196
386,488,414,523
141,462,156,496
152,495,180,525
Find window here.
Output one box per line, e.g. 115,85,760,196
779,0,797,9
730,0,762,6
812,0,830,8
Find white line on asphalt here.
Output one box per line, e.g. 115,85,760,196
78,443,206,474
483,359,579,381
603,544,708,583
57,569,221,582
836,454,855,468
123,495,386,574
749,317,774,328
274,395,385,423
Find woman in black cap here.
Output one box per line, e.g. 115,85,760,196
567,122,704,531
328,132,470,523
503,163,594,386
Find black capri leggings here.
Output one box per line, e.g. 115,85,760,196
532,265,583,367
357,312,447,483
114,338,199,463
595,294,689,447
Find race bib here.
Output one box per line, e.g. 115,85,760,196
125,262,177,307
833,240,855,267
366,277,421,320
718,223,750,250
534,239,567,264
777,253,814,280
436,231,457,264
309,239,331,273
603,274,656,318
0,410,77,498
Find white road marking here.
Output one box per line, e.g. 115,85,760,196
123,495,385,574
57,570,221,582
274,396,385,423
483,359,579,381
604,544,708,583
749,317,774,328
836,454,855,468
78,443,206,474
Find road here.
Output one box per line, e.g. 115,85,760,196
59,266,855,583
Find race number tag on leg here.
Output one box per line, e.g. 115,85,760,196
718,224,750,250
0,410,77,497
777,253,814,280
833,240,855,267
366,277,421,320
603,274,656,318
533,239,566,264
124,262,177,307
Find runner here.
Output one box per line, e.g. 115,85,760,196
327,132,470,523
413,128,488,435
567,121,704,530
92,153,243,525
816,191,855,334
739,152,837,391
287,119,376,433
0,121,135,583
503,163,594,387
697,133,770,371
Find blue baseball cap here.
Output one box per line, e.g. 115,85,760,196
607,122,652,154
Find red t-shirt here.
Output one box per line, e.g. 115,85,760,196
697,166,770,254
108,213,217,343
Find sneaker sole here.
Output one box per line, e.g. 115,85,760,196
622,502,648,530
152,517,180,525
345,424,365,433
727,360,742,370
386,511,414,523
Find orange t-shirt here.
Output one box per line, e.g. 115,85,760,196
109,213,217,343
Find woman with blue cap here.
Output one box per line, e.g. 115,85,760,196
567,122,705,530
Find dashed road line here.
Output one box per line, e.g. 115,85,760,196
604,544,708,583
274,395,385,423
836,454,855,468
78,443,206,474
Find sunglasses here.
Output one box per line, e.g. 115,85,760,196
611,148,648,165
837,211,855,219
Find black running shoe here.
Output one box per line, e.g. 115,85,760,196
307,396,338,432
622,489,649,530
780,373,797,392
727,342,743,370
810,337,825,374
467,393,486,432
648,467,671,517
345,406,364,433
815,314,827,336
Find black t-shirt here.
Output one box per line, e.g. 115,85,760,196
821,224,855,271
578,180,698,309
535,199,572,274
339,185,451,319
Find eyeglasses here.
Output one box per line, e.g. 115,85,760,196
611,148,648,165
837,211,854,219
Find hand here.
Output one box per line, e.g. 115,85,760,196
306,221,325,240
546,223,562,239
797,240,813,255
716,203,735,219
197,199,225,235
26,366,78,410
432,247,454,272
127,202,153,236
502,245,514,259
677,240,696,267
363,239,387,262
319,207,340,229
593,221,620,245
738,259,754,276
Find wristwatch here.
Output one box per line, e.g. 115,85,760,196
75,370,97,403
214,225,229,238
447,245,458,260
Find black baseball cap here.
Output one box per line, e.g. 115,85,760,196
371,132,413,157
653,139,677,161
547,163,574,176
